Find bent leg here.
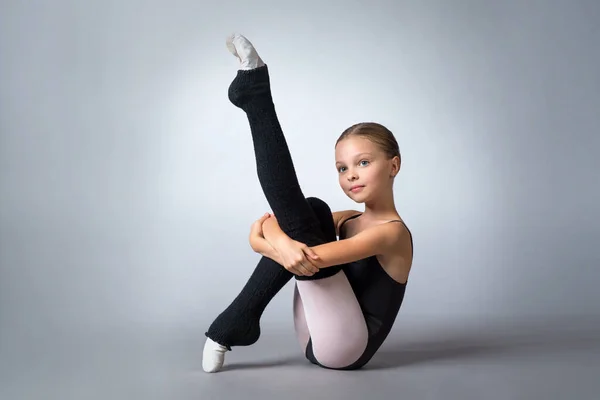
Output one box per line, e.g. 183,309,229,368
292,284,310,352
293,197,369,369
204,196,339,350
296,275,369,369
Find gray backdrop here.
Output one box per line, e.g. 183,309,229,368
1,0,598,399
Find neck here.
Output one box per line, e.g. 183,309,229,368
360,188,400,221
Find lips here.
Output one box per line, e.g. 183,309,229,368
350,185,364,192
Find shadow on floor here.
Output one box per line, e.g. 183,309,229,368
364,317,600,370
220,355,304,371
199,317,600,372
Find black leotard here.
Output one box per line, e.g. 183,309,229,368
313,213,413,369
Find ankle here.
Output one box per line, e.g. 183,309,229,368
205,312,261,348
228,66,273,109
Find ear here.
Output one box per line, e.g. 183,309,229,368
390,156,401,177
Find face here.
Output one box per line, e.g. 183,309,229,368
335,136,396,201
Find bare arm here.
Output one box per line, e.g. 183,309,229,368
262,210,361,242
248,213,318,277
262,215,291,247
249,231,284,265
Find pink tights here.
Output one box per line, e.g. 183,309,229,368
292,270,369,369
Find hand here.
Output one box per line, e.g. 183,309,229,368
272,237,320,277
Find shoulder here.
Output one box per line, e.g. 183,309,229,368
332,209,362,237
332,209,362,221
354,220,407,256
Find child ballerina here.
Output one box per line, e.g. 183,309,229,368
202,33,414,372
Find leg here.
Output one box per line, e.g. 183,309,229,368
292,195,343,352
293,197,407,370
292,283,310,352
203,196,347,373
229,38,371,363
203,34,345,373
292,197,369,369
294,278,370,369
227,39,340,282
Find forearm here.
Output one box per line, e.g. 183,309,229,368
251,235,284,265
262,215,291,246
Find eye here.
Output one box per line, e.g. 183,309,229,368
337,160,369,173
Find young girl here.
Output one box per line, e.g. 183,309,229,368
202,34,414,372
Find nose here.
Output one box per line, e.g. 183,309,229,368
344,167,358,182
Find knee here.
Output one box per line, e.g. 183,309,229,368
306,196,331,215
310,333,368,370
306,197,336,241
312,347,365,370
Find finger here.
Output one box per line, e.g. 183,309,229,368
284,264,302,276
289,267,305,276
305,248,320,260
302,254,319,273
258,215,270,227
289,263,307,276
305,261,319,274
298,263,314,276
309,262,320,274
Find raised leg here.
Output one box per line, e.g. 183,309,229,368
226,36,341,280
203,34,350,373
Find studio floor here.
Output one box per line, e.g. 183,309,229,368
1,317,599,400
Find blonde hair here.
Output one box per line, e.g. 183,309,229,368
336,122,401,164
